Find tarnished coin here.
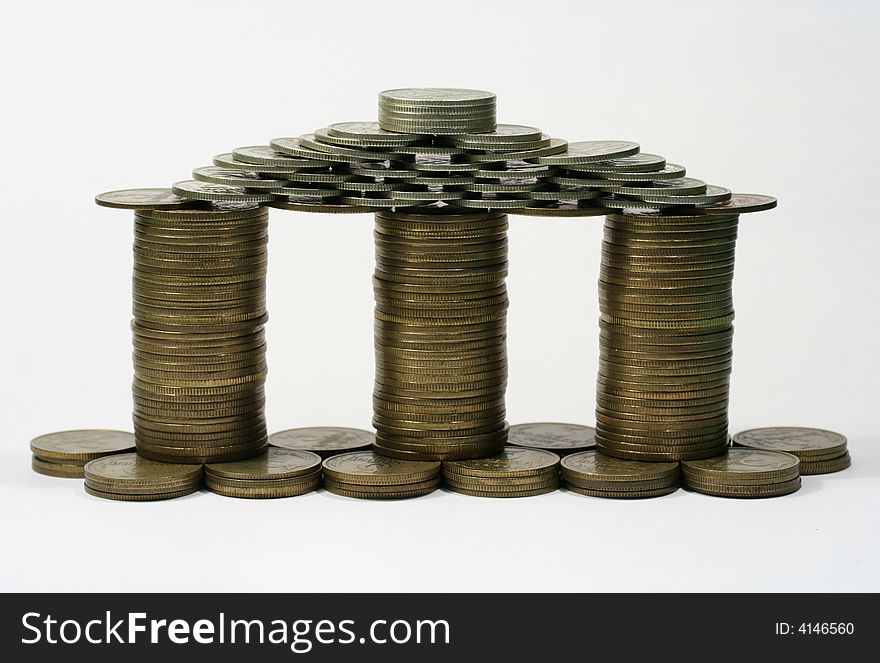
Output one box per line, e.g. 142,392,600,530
561,450,679,483
698,193,777,214
31,457,85,479
96,188,199,210
681,448,799,482
322,451,440,485
684,476,801,498
30,430,135,462
443,446,559,478
567,484,679,499
192,166,288,189
379,88,496,106
445,483,557,498
507,422,597,455
84,452,202,488
446,124,545,148
205,447,322,480
269,427,375,458
171,180,275,203
84,484,199,501
798,452,852,475
206,478,320,499
324,477,440,499
732,427,847,459
536,140,640,165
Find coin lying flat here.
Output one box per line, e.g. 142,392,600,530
561,450,679,483
84,452,203,488
95,188,200,210
798,452,852,475
732,427,847,459
31,457,86,479
30,429,135,463
507,422,597,456
443,446,559,479
269,427,374,459
682,448,800,482
322,451,440,485
205,447,322,480
536,141,640,165
84,484,200,501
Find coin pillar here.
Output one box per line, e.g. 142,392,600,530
372,210,509,461
131,206,270,464
595,211,739,461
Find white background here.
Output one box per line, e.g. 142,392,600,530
1,0,878,592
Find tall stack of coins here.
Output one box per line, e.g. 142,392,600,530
372,210,509,460
132,205,269,464
595,210,739,461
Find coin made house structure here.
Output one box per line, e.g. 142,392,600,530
92,87,780,491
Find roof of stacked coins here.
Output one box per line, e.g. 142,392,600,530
97,87,775,217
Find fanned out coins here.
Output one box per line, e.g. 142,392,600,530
732,427,851,475
131,203,270,464
561,450,679,498
84,452,202,501
205,448,322,498
507,422,597,457
371,210,509,460
30,430,135,478
681,448,801,498
595,209,740,461
269,426,374,459
442,447,560,498
322,451,441,499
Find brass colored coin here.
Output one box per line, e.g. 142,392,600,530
731,427,847,459
373,440,505,462
507,422,597,455
443,446,559,479
31,456,85,478
85,476,199,495
204,469,321,489
322,451,440,485
206,478,320,499
324,477,440,499
442,472,559,488
445,483,557,498
84,452,202,487
561,450,679,482
683,476,801,498
84,484,199,501
96,188,200,210
30,430,135,462
566,484,679,499
268,427,374,459
597,443,729,462
681,448,799,481
563,475,679,492
205,447,321,480
136,443,268,465
798,452,852,475
680,467,798,486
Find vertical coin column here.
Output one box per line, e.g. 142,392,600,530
595,211,739,461
132,206,270,464
372,210,509,460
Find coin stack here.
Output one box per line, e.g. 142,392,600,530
442,447,560,498
378,88,496,135
30,430,135,479
132,205,269,464
372,210,510,460
561,450,679,499
681,448,801,498
322,451,441,499
204,448,322,499
595,210,739,461
84,452,203,501
732,427,851,475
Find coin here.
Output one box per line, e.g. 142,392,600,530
683,477,801,498
268,427,374,459
205,447,322,480
96,188,201,210
171,180,275,203
444,483,557,498
798,452,852,475
698,193,777,214
506,422,597,456
84,484,200,501
681,448,799,482
31,457,85,479
206,477,321,499
30,430,135,462
84,452,202,489
536,140,640,165
324,477,440,499
731,427,847,459
561,450,679,483
443,446,559,479
322,451,440,485
566,484,679,499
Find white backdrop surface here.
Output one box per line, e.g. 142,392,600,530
1,0,877,592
